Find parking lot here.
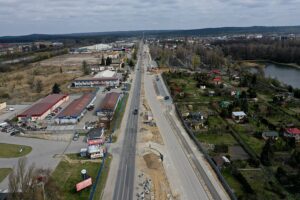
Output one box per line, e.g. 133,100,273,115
0,104,30,122
0,132,87,190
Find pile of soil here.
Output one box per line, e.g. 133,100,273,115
143,153,160,170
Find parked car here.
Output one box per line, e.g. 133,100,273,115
10,130,20,136
73,132,79,141
164,96,170,100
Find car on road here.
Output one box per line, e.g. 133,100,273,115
7,107,14,111
164,96,170,100
73,132,79,141
133,108,138,115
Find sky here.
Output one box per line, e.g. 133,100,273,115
0,0,300,36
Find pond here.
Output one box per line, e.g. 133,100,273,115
263,63,300,88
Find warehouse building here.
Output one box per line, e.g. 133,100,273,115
55,93,96,124
17,94,69,121
96,92,121,118
72,77,120,88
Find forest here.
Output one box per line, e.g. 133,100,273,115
213,38,300,65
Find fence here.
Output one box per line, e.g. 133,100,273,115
89,153,107,200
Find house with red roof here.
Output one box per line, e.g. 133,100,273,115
213,76,222,85
210,69,221,75
284,128,300,141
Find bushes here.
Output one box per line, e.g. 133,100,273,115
214,143,229,153
0,93,10,99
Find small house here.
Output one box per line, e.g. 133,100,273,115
284,128,300,141
213,77,222,85
220,101,231,109
262,131,279,140
87,128,105,145
188,112,205,121
87,145,104,159
232,111,247,123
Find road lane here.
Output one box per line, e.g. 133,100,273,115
112,42,143,200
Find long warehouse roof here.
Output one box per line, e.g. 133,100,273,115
18,94,68,117
57,93,95,118
98,92,120,111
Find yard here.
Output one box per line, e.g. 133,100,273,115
239,169,285,200
196,133,237,146
221,168,246,198
51,155,112,200
232,124,265,156
0,143,32,158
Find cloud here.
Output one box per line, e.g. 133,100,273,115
0,0,299,36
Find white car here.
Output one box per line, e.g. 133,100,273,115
7,107,14,111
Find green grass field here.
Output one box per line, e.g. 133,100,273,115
52,155,112,200
52,160,100,200
196,133,237,146
93,155,112,200
0,143,32,158
222,168,245,198
0,168,12,182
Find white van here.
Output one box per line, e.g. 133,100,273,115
0,122,8,128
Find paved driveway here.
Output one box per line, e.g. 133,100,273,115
0,133,86,190
0,105,30,122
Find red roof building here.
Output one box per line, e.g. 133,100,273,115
55,93,96,124
213,76,222,84
284,128,300,141
17,94,69,121
210,69,221,74
96,92,121,118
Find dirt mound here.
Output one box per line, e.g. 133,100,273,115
143,153,160,170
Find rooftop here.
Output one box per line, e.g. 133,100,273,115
232,111,246,116
75,76,119,81
285,128,300,135
93,70,116,78
18,94,68,117
98,92,121,111
57,93,95,118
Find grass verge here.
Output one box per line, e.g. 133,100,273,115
52,154,112,200
0,168,12,182
92,154,112,200
51,160,100,200
0,143,32,158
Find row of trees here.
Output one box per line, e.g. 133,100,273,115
214,38,300,65
150,43,226,69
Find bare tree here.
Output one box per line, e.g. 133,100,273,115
9,157,36,199
8,157,61,200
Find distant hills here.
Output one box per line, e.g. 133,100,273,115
1,26,300,43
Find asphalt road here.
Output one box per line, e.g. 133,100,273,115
112,42,143,200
